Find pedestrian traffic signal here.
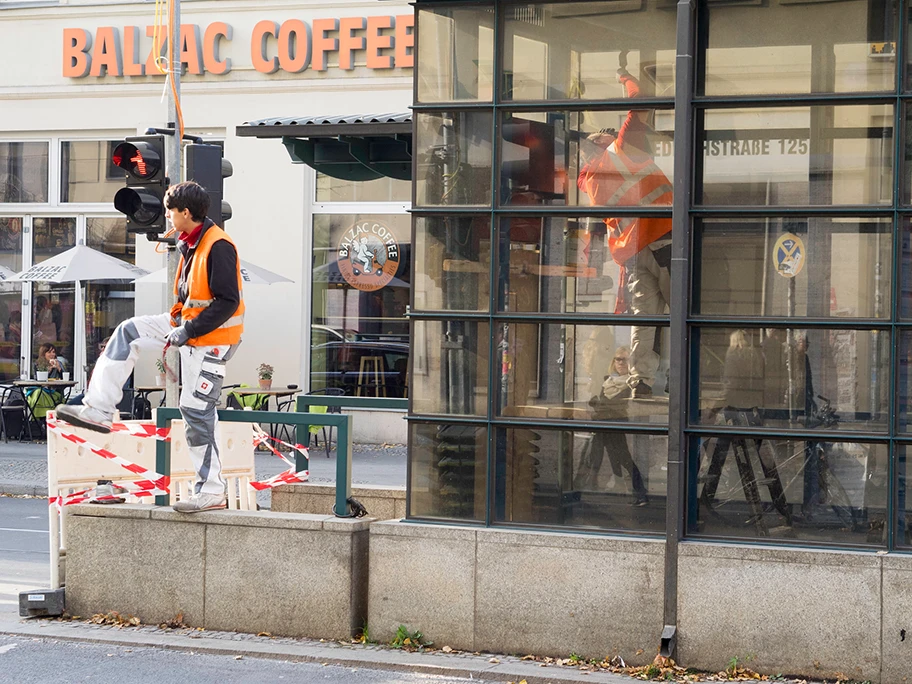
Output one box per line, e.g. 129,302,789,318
186,144,233,227
112,135,168,235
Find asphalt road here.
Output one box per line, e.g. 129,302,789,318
0,634,490,684
0,497,49,618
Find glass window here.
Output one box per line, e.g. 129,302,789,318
691,436,887,547
499,215,672,315
0,142,48,203
0,217,23,272
416,7,494,103
32,284,75,377
409,421,487,521
696,217,892,318
411,319,490,417
704,0,896,95
0,217,22,381
892,331,912,434
60,141,122,204
494,426,666,531
695,327,890,433
414,216,490,313
415,111,493,207
501,108,674,208
311,214,410,397
32,217,76,264
502,1,676,101
497,322,669,424
86,217,135,373
699,104,894,206
0,288,21,382
315,173,411,203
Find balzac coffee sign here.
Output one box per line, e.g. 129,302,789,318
62,15,414,78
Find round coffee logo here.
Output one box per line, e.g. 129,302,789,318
337,221,401,292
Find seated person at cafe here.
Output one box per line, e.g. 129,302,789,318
26,343,69,420
37,342,68,379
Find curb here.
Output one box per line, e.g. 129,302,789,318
0,618,636,684
0,482,46,497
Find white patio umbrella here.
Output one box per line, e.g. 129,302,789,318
10,245,151,388
133,259,293,286
10,244,150,283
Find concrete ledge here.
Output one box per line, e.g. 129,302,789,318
273,483,406,520
678,541,880,681
65,504,371,640
368,521,663,663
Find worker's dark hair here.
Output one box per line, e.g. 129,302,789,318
598,127,618,137
164,181,210,223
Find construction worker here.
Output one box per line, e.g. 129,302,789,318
57,181,244,513
577,70,672,399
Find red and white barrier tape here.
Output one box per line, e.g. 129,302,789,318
46,417,170,508
47,416,312,503
249,425,310,490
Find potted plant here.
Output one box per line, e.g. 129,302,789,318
257,363,274,390
35,356,50,382
155,359,167,386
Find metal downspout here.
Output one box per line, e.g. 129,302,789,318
662,0,697,661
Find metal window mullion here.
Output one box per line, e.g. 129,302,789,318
889,2,907,551
664,0,698,647
485,0,503,529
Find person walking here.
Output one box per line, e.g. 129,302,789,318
577,69,672,399
56,181,244,513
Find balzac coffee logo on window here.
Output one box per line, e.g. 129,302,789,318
337,221,400,292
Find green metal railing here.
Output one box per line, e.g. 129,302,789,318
154,407,354,515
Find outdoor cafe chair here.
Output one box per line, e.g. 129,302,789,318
305,387,345,458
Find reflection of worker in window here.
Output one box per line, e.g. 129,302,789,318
577,70,671,399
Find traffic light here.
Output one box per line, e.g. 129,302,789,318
186,143,233,227
111,135,168,235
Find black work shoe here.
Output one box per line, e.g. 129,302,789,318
55,404,113,434
630,381,653,400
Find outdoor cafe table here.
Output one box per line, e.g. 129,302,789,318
12,379,77,438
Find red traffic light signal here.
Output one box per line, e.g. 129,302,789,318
112,135,167,234
112,140,162,181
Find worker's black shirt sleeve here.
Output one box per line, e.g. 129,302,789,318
183,239,241,339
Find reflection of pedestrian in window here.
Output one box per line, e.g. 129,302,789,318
700,330,792,526
577,70,672,399
577,346,649,506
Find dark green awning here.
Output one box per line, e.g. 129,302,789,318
236,113,412,181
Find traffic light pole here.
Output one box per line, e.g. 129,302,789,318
164,0,181,409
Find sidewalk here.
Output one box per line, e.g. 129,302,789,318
0,613,638,684
0,440,407,498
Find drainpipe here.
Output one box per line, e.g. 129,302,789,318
662,0,696,662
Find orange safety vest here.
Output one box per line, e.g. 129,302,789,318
172,225,245,346
578,142,672,266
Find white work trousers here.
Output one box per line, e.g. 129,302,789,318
627,247,671,388
83,312,237,496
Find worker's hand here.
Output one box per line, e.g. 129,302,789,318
164,325,191,347
617,68,630,83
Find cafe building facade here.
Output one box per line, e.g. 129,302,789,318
0,0,413,441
